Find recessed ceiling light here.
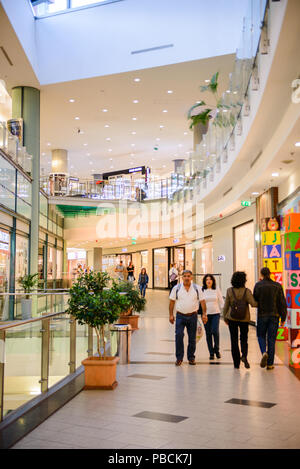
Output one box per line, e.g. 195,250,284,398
134,78,141,82
156,138,160,141
109,158,113,161
133,99,139,104
167,90,173,94
83,143,88,146
75,117,80,120
87,153,91,156
108,149,112,152
102,109,108,112
295,142,300,147
69,99,75,103
252,192,259,195
178,144,183,147
47,142,51,146
132,117,137,121
271,172,279,177
160,125,164,129
131,131,136,135
106,137,111,141
163,110,168,113
163,165,166,168
205,79,210,83
131,143,135,147
104,124,110,128
184,132,188,135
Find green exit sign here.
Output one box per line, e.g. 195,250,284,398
241,200,251,207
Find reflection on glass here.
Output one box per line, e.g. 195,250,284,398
72,0,107,6
4,322,42,417
154,248,168,288
48,316,70,387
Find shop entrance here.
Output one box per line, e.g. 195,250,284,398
153,246,186,289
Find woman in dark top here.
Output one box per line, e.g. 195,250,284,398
127,261,135,282
138,268,149,297
223,271,257,369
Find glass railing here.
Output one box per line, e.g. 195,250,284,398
188,0,268,185
0,312,118,421
40,174,186,201
0,290,70,322
0,122,32,176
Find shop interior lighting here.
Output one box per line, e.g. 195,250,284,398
272,172,279,177
102,109,108,112
75,117,80,120
69,99,75,103
295,142,300,147
134,78,141,82
133,100,139,103
167,90,173,94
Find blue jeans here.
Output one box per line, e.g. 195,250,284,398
139,283,147,297
204,314,220,356
175,313,197,361
257,316,279,366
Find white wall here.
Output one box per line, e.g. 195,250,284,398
278,166,300,203
1,0,248,85
204,205,257,293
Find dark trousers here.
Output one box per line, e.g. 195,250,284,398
228,320,249,368
257,316,279,366
175,313,197,361
139,283,147,297
204,314,220,355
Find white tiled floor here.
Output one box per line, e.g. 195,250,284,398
12,290,300,449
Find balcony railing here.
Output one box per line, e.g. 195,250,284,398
0,122,32,176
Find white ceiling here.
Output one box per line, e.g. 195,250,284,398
40,54,235,178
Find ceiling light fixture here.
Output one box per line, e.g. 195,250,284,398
163,110,168,113
272,172,279,177
134,78,141,82
167,90,173,94
252,192,259,195
131,131,136,135
131,143,135,147
104,124,110,128
160,125,164,129
133,99,139,104
108,149,112,152
83,143,88,146
75,117,80,120
295,142,300,147
132,117,137,121
69,99,75,103
102,109,108,112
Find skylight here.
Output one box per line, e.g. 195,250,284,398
31,0,119,18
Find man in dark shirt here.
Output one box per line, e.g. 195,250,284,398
253,267,287,370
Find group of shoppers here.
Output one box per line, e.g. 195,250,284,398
169,267,287,370
115,260,149,297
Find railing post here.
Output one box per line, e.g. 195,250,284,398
40,318,50,393
69,316,76,374
88,326,93,357
0,330,5,422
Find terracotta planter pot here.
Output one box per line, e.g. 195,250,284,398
119,314,139,331
82,356,120,390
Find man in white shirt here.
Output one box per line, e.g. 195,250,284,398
115,260,125,281
169,270,207,366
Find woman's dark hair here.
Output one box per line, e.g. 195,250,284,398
231,271,247,288
202,274,216,290
141,268,147,275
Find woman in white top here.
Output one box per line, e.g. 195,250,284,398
202,274,224,360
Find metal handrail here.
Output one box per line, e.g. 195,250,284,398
0,311,66,331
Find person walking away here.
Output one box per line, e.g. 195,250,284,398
202,274,224,360
169,263,179,292
138,268,149,297
127,261,135,282
169,270,207,366
223,271,257,369
253,267,287,370
115,260,125,281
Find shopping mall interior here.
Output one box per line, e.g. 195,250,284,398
0,0,300,453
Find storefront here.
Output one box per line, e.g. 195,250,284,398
0,229,10,320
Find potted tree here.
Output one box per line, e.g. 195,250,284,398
113,281,146,331
19,273,39,320
67,271,128,390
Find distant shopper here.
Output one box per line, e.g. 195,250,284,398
138,268,149,297
202,274,224,360
127,261,135,282
253,267,287,370
115,260,125,281
223,271,257,369
169,270,207,366
169,263,179,291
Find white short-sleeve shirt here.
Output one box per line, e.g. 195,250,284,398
169,283,205,314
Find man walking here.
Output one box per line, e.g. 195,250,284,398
253,267,287,370
169,270,207,366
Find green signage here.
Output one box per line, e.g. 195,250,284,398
241,201,251,207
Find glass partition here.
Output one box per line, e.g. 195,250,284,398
3,321,42,418
48,315,70,388
153,248,168,289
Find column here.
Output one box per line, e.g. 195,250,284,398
12,86,40,277
51,149,68,173
93,247,102,272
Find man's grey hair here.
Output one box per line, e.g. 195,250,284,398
182,270,193,275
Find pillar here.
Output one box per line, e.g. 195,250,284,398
93,247,102,272
12,86,40,277
52,149,68,173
